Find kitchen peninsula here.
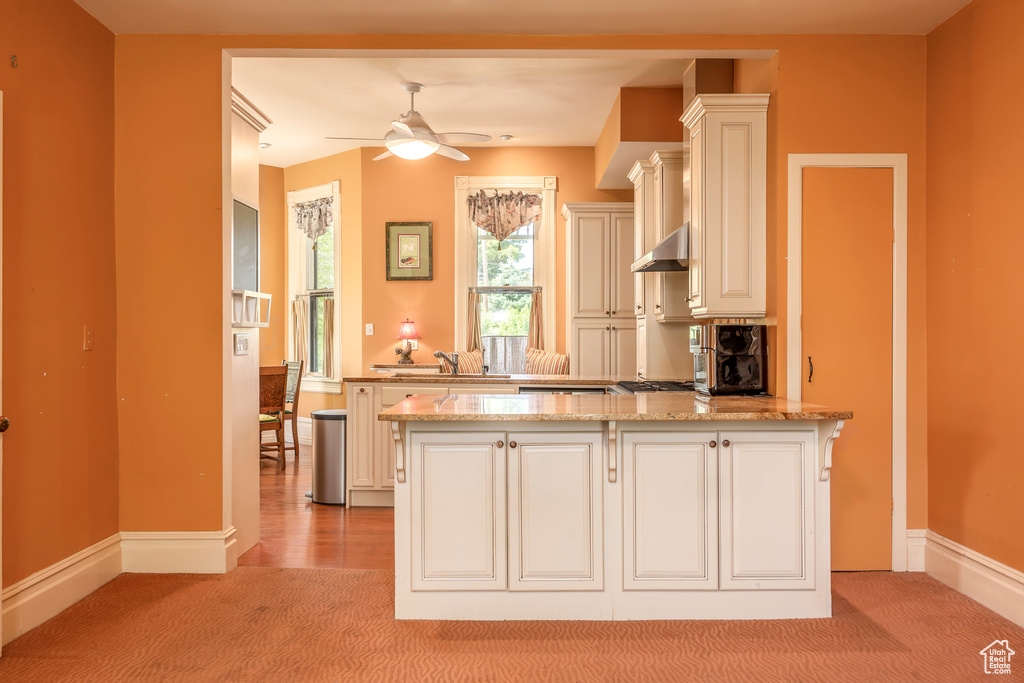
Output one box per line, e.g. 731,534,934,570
379,392,851,621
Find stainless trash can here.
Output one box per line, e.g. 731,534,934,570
311,409,346,505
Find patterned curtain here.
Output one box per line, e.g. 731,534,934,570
323,297,335,379
467,190,542,246
292,298,309,366
527,290,543,350
467,291,483,352
294,197,333,242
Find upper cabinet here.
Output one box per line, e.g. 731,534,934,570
681,94,769,319
563,204,635,319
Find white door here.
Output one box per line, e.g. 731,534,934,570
571,322,610,376
719,431,815,590
409,431,507,591
507,432,603,591
572,214,611,318
609,213,634,317
609,322,636,380
621,431,718,590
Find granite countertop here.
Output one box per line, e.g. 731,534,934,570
377,393,852,422
345,374,617,385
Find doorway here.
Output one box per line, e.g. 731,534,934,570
787,154,909,570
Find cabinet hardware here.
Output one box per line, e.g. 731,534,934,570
606,326,610,331
655,304,661,310
509,441,517,448
406,394,413,398
611,326,617,331
605,311,610,315
636,304,641,310
0,416,9,432
722,439,731,448
359,387,365,393
808,356,814,383
496,440,504,448
709,440,717,448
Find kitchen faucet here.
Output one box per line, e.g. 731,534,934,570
433,350,460,375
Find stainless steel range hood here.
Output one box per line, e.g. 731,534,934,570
630,223,690,273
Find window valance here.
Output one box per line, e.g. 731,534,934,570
467,190,542,246
293,197,333,241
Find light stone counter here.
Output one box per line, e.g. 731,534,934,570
346,374,617,385
378,392,852,422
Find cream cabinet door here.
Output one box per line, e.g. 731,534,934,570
635,317,648,380
571,214,611,318
719,431,815,590
507,432,604,591
609,213,635,318
571,322,611,376
621,431,719,590
347,385,375,489
409,431,507,591
609,321,636,380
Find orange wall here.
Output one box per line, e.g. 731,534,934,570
105,32,929,537
114,36,227,532
927,0,1024,571
0,0,119,586
359,146,630,366
258,165,287,366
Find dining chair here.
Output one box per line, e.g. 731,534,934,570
281,359,304,464
259,365,289,470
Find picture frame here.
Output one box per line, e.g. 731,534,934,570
386,222,433,281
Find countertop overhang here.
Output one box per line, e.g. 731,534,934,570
345,374,616,385
377,393,852,422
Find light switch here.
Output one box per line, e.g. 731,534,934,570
365,323,374,336
233,333,249,356
83,324,94,351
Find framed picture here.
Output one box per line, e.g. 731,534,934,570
386,222,433,281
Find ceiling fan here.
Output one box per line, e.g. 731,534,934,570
327,82,491,161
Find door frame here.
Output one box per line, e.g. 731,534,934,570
786,153,908,571
0,90,5,648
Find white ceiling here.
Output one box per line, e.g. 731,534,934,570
233,57,697,168
75,0,970,36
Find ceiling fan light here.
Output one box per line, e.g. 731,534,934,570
386,137,440,160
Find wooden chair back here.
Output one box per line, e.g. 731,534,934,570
259,366,289,415
282,359,304,408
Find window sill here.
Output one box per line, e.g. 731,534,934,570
302,377,342,395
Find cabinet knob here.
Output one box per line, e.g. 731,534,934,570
509,441,517,448
606,326,610,331
709,440,717,448
406,394,413,398
0,416,9,433
611,326,617,331
605,311,610,316
496,440,504,448
359,387,365,393
722,439,731,448
655,304,662,310
636,304,641,310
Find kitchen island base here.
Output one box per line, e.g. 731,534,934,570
386,405,848,621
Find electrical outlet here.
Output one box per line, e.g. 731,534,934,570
83,324,94,351
365,323,374,336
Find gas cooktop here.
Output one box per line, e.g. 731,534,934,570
618,380,696,394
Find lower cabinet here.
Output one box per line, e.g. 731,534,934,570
408,430,604,592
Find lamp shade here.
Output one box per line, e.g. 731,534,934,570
386,137,439,160
396,319,421,340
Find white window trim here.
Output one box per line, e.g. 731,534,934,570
287,180,342,394
454,176,557,352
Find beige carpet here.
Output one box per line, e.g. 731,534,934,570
0,569,1020,681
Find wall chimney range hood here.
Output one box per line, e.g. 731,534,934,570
631,223,690,272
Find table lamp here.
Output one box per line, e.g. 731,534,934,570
395,319,421,364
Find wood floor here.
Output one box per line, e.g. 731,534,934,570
238,445,394,570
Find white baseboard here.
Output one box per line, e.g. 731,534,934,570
120,527,237,574
925,530,1024,628
906,529,927,571
1,533,121,645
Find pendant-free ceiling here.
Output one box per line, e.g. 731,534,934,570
327,82,491,161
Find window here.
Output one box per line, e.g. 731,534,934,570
475,223,535,373
287,181,342,393
454,176,557,373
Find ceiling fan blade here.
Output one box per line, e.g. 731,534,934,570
372,150,395,161
326,136,386,141
391,120,414,137
436,132,492,144
435,144,470,162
